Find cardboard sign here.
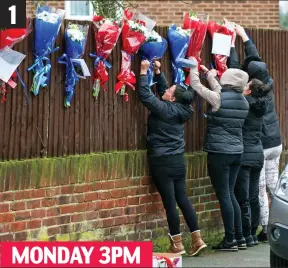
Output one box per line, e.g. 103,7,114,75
0,46,25,83
211,33,232,56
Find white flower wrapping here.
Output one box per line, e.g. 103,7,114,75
145,30,162,42
36,11,60,24
67,25,85,42
176,27,192,37
128,20,147,34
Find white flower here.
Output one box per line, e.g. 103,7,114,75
37,11,60,24
67,26,85,42
176,27,191,37
145,30,162,42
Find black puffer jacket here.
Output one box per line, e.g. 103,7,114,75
241,96,267,167
138,73,194,157
204,88,249,154
230,40,282,150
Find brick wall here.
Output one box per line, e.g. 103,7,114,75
26,0,280,29
131,0,279,29
1,151,288,244
0,151,223,245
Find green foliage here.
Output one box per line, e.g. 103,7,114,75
280,12,288,29
88,0,138,20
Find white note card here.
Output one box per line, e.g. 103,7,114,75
211,33,232,57
71,59,91,79
0,47,26,83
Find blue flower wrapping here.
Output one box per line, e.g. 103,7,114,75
140,37,167,86
58,24,89,107
167,24,190,85
28,5,64,96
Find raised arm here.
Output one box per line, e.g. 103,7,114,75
189,66,221,112
138,60,168,115
152,61,168,98
235,24,260,59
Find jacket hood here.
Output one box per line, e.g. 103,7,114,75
175,103,194,123
247,61,269,82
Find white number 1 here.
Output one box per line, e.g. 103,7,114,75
9,5,16,25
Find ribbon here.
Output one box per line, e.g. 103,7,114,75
115,80,135,102
27,47,60,96
58,54,79,107
89,53,112,69
16,69,29,105
175,67,186,85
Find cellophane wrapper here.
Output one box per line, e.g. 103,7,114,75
115,9,146,101
167,24,190,85
91,16,122,98
29,5,65,96
0,18,32,102
183,12,208,84
59,24,89,107
139,31,167,86
208,21,234,78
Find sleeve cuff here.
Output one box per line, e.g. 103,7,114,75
244,40,253,47
140,75,149,84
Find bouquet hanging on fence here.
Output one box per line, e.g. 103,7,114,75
167,24,191,85
208,20,234,78
58,23,89,107
115,9,147,101
28,5,65,96
90,15,122,98
139,30,167,87
0,18,32,103
183,12,208,84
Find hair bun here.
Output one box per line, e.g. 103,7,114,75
181,91,193,104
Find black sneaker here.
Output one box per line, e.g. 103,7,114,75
245,235,255,247
212,238,238,251
237,237,247,250
253,235,259,245
257,230,268,242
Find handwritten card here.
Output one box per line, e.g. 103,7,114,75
211,33,232,57
0,47,26,83
71,59,91,79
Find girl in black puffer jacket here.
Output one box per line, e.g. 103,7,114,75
231,24,282,243
138,59,207,257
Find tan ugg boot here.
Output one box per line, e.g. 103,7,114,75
188,231,207,256
167,234,186,255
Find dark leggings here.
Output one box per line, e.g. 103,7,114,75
207,153,243,242
149,155,199,235
235,166,261,237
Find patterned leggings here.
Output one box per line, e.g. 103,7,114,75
259,144,282,227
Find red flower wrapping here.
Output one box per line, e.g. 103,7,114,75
91,16,121,98
183,12,208,84
115,9,146,101
208,21,234,78
0,18,31,102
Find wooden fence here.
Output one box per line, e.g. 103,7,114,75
0,21,287,161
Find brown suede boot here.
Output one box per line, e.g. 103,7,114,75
167,234,186,255
188,231,207,256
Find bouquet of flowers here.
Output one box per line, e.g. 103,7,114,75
90,15,122,98
208,20,234,78
115,9,147,101
58,23,89,107
183,12,208,65
28,5,65,96
139,30,167,86
167,24,191,85
0,18,32,103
